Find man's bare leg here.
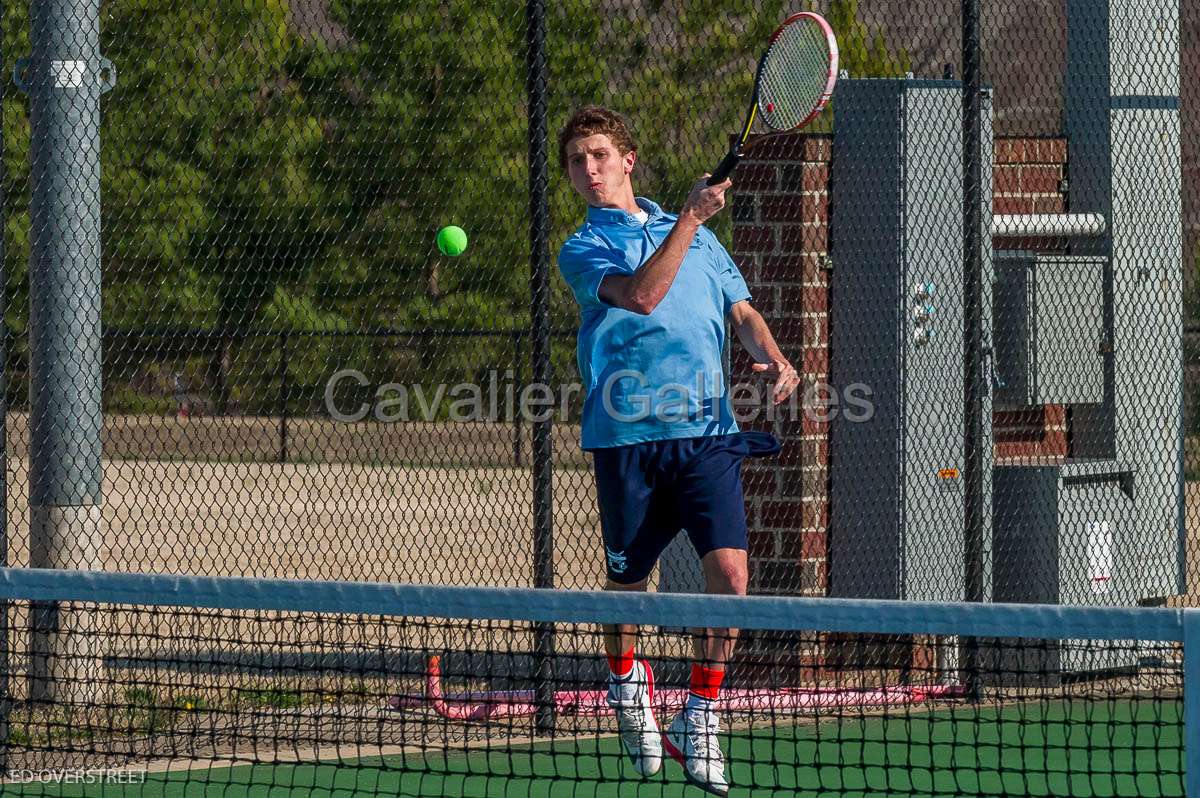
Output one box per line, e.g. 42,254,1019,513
603,576,649,661
665,547,748,796
602,576,660,777
695,547,748,666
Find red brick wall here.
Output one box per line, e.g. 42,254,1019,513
994,405,1068,462
731,134,1068,597
730,136,831,597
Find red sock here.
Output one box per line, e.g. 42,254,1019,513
607,647,635,678
689,663,725,700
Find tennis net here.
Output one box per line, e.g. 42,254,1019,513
0,568,1195,796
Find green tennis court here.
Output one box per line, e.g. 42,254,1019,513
6,698,1182,797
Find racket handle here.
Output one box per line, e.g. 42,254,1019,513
707,149,741,185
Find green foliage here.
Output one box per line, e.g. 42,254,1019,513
0,1,914,414
801,0,911,133
826,0,911,79
1185,242,1200,328
3,1,31,340
237,687,304,709
1184,244,1200,436
296,0,531,333
98,0,321,331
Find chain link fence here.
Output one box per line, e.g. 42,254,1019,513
0,0,1196,610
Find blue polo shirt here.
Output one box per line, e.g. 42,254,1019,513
557,197,752,450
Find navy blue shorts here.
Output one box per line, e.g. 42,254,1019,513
592,431,781,584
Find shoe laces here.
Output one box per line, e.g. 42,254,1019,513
617,706,650,747
686,710,722,763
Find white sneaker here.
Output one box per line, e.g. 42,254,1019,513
605,659,662,776
664,706,730,796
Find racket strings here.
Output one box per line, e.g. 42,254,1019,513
759,19,832,130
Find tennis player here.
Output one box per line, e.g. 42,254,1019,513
556,105,798,796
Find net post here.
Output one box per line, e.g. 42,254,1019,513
525,0,556,734
1185,609,1200,798
22,0,106,706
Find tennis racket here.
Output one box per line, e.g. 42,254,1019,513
707,12,839,185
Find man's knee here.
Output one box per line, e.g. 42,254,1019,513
702,549,748,596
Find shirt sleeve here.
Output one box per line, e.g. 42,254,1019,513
557,236,627,310
699,226,752,314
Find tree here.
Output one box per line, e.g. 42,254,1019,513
298,2,530,329
0,0,919,416
94,0,331,411
827,0,911,81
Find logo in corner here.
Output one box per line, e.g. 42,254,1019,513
606,547,628,574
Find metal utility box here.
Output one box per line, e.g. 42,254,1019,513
829,79,970,602
993,253,1106,408
992,461,1139,674
993,462,1136,606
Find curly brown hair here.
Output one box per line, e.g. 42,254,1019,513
557,105,636,172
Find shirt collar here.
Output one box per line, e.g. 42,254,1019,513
585,197,665,227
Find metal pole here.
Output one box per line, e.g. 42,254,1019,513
0,17,9,766
962,0,984,606
19,0,111,704
513,330,523,466
526,0,556,734
278,331,288,463
962,0,985,699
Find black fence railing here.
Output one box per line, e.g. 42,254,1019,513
3,325,581,466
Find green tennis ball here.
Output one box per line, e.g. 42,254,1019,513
436,225,468,256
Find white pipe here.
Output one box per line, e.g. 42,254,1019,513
991,213,1107,237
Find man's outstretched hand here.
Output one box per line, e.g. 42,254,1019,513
752,360,800,404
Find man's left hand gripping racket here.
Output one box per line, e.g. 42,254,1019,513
708,13,839,186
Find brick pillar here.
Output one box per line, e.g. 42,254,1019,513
730,135,831,597
731,134,1070,598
